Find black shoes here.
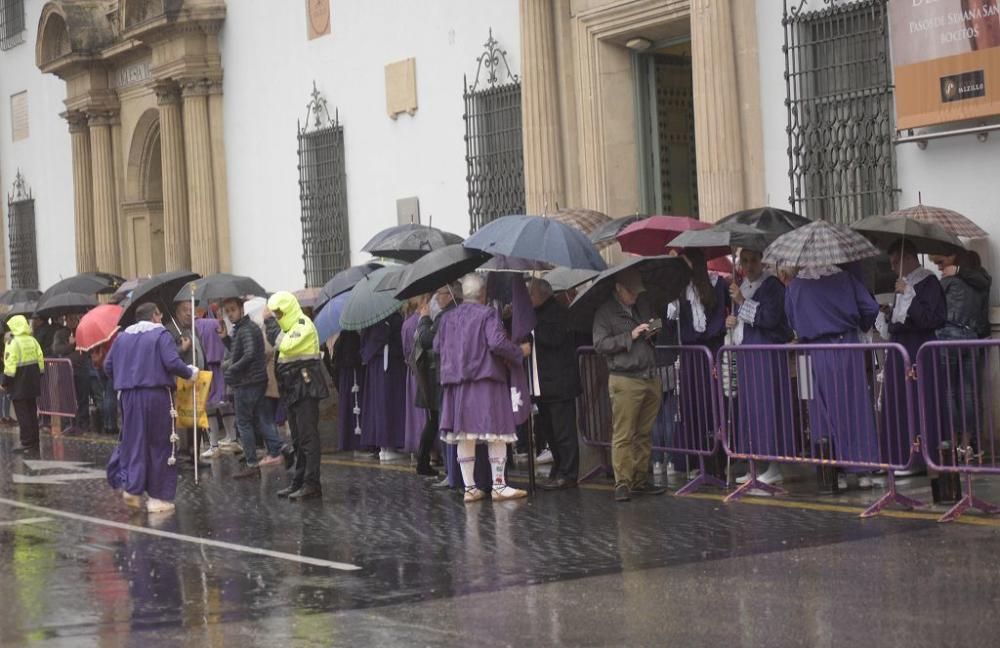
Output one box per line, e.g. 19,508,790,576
233,465,260,480
288,485,322,500
12,444,38,454
416,465,440,478
276,484,300,498
541,477,577,491
430,477,453,490
632,483,667,496
615,484,631,502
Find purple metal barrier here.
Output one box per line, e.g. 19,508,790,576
917,339,1000,523
38,358,78,419
576,345,725,494
717,342,924,518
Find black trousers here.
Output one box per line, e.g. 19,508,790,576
416,409,439,470
288,397,321,490
537,398,579,481
13,398,39,448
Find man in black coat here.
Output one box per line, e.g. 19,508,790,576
529,278,581,490
414,283,459,481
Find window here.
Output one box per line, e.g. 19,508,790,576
784,0,897,224
0,0,25,51
463,29,524,232
298,84,350,288
8,171,38,289
10,91,27,141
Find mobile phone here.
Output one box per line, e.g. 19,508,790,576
647,318,663,333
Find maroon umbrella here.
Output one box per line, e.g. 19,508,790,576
616,215,709,256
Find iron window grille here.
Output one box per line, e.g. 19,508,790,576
298,83,350,288
7,170,38,289
0,0,25,51
784,0,897,224
464,29,525,232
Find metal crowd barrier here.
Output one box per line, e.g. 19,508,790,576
716,342,923,518
917,340,1000,523
576,345,726,495
38,358,78,421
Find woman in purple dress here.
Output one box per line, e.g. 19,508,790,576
195,317,237,459
332,331,365,452
401,301,426,455
360,311,408,459
786,266,880,489
670,249,730,473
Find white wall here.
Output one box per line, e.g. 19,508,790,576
221,0,520,291
755,0,1000,304
0,0,76,289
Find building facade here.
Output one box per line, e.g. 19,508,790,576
0,0,997,308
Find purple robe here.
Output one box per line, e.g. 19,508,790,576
360,312,407,450
677,278,729,451
195,318,227,408
787,271,880,469
104,323,193,500
734,276,796,457
434,302,522,442
881,273,946,466
333,331,365,451
401,312,425,453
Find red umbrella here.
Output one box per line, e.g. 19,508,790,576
75,304,123,352
708,256,734,280
616,215,709,256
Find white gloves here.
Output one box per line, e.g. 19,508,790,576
187,365,200,382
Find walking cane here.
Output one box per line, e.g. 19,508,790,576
190,282,199,485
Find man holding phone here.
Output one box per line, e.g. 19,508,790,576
592,269,666,503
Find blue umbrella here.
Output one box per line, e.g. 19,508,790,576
464,214,607,271
314,292,349,342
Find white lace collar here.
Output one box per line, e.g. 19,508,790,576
123,321,164,335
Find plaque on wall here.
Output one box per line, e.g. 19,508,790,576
307,0,331,40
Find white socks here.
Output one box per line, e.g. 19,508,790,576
457,440,509,490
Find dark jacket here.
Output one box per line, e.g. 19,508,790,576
414,301,456,409
533,297,581,401
958,266,992,338
592,293,658,376
223,315,268,388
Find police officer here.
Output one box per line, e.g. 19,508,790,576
4,315,45,453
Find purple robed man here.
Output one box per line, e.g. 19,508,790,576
360,312,407,452
786,266,880,478
332,331,364,451
434,273,529,503
667,250,729,471
876,240,946,468
401,311,426,453
195,318,236,451
726,249,795,484
105,303,195,513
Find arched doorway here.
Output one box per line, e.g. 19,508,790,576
123,108,166,277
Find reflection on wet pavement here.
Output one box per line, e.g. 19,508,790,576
0,430,998,646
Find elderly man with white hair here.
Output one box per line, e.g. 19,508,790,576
433,273,531,502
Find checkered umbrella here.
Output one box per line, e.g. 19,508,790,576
548,208,611,235
764,220,880,268
888,204,988,239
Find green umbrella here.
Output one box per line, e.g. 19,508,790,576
339,266,405,331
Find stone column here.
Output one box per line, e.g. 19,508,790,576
181,80,218,276
88,109,122,274
66,110,96,273
520,0,565,214
690,0,745,222
155,81,192,270
207,81,232,272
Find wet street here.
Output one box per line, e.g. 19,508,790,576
1,428,999,647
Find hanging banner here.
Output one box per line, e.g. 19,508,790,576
890,0,1000,129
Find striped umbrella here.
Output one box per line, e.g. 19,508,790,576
549,208,610,235
764,220,880,268
888,204,988,239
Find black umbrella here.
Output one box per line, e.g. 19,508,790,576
589,214,649,246
119,270,201,326
0,289,41,306
716,207,810,245
386,244,491,300
34,292,98,318
174,273,266,304
568,256,690,331
2,301,37,321
41,272,125,302
542,267,599,293
850,214,965,256
315,262,384,314
362,225,463,262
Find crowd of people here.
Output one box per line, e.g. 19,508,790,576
1,233,993,513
